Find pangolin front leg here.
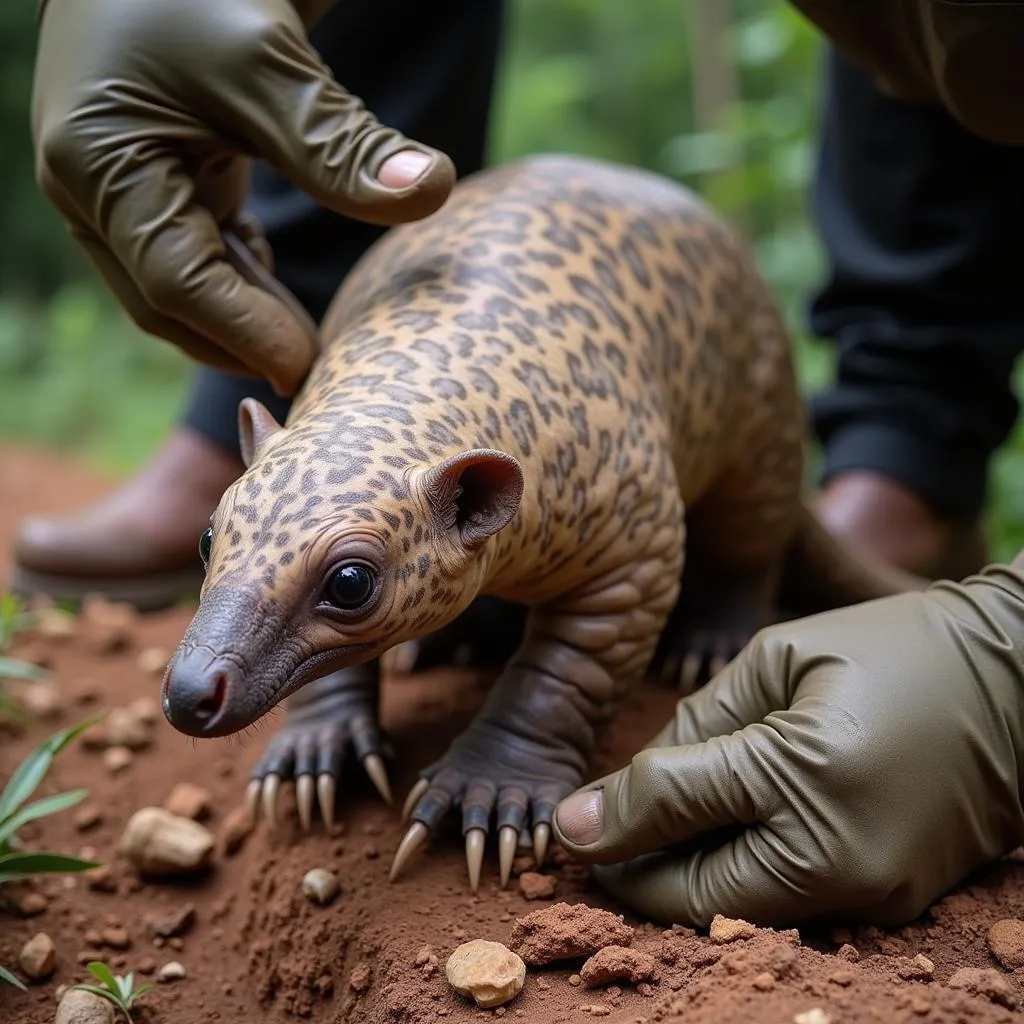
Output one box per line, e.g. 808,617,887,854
390,519,683,892
248,660,389,830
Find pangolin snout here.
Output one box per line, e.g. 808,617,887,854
161,646,243,737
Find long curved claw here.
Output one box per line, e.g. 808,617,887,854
296,774,314,831
317,773,336,830
390,822,430,882
262,773,281,827
402,778,430,823
533,823,550,867
465,829,486,893
246,779,262,823
363,754,393,806
498,826,518,889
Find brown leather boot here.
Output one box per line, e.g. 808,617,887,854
8,427,244,611
813,471,990,582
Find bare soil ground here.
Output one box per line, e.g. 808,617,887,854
2,441,1024,1024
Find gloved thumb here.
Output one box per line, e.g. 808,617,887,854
552,728,763,865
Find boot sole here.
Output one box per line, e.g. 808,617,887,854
6,564,205,614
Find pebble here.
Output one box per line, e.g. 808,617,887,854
302,868,341,906
897,953,935,981
219,805,254,857
100,927,130,950
836,943,860,963
84,930,103,948
128,695,161,725
120,807,215,876
568,974,582,987
163,783,213,822
151,903,197,938
102,707,151,750
709,915,757,944
580,946,658,988
752,972,775,991
19,931,56,980
73,805,104,832
85,866,117,894
103,747,133,774
138,957,157,975
947,967,1018,1009
910,996,931,1016
17,683,62,718
518,872,557,901
987,917,1024,970
17,892,48,917
55,988,116,1024
794,1011,831,1024
34,607,77,642
349,962,372,992
137,647,170,676
445,939,526,1009
158,960,187,982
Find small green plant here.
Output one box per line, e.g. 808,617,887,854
0,590,48,720
73,962,153,1022
1,717,102,987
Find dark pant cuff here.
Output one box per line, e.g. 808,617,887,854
817,421,987,521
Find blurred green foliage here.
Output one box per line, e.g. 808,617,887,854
0,0,1022,560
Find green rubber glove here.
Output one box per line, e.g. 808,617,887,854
553,556,1024,928
31,0,456,397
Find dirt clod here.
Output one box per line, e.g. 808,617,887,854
947,967,1018,1008
446,939,526,1009
19,931,56,980
518,872,557,901
102,746,132,774
163,782,213,821
150,903,196,938
509,902,633,965
73,805,103,832
218,805,253,856
580,945,658,988
100,927,130,950
17,892,48,917
120,807,215,876
987,917,1024,970
708,915,757,944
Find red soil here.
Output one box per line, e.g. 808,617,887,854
2,441,1024,1024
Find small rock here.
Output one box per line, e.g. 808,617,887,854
828,969,854,987
34,607,77,643
163,783,212,822
897,953,935,981
168,937,184,951
150,903,197,938
158,961,186,982
85,866,117,894
568,974,582,987
988,918,1024,970
19,931,56,980
219,805,253,856
587,1006,611,1017
414,946,435,967
120,807,215,876
947,967,1017,1009
910,996,931,1016
302,868,340,906
73,805,104,832
84,930,103,948
128,696,161,725
138,957,157,975
137,647,170,676
446,939,526,1009
509,902,634,966
349,962,372,993
752,972,775,991
709,915,757,944
55,988,116,1024
100,927,130,950
17,682,62,718
103,747,133,774
104,708,151,750
518,872,557,901
836,943,860,963
794,1011,831,1024
580,946,658,988
17,892,48,917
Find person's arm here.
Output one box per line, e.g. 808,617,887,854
31,0,456,397
553,554,1024,927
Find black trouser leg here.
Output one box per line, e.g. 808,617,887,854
182,0,505,456
808,46,1024,521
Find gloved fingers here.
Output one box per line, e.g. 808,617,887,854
219,18,455,225
226,210,275,274
67,220,255,377
553,726,768,865
589,824,809,929
99,155,319,395
645,638,791,751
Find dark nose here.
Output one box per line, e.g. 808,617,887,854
161,646,239,736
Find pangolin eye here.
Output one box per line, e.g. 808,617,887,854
324,562,377,610
198,527,213,568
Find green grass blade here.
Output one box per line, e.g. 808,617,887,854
0,716,100,820
86,960,120,992
0,851,101,878
0,656,47,680
0,963,26,989
0,789,88,846
72,984,120,1005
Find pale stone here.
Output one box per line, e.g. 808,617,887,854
120,807,215,876
302,868,340,905
445,939,525,1009
19,931,56,980
54,988,115,1024
709,914,756,943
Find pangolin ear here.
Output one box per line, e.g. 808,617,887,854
238,398,285,468
420,449,524,550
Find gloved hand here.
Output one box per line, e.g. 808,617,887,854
553,556,1024,928
31,0,456,396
